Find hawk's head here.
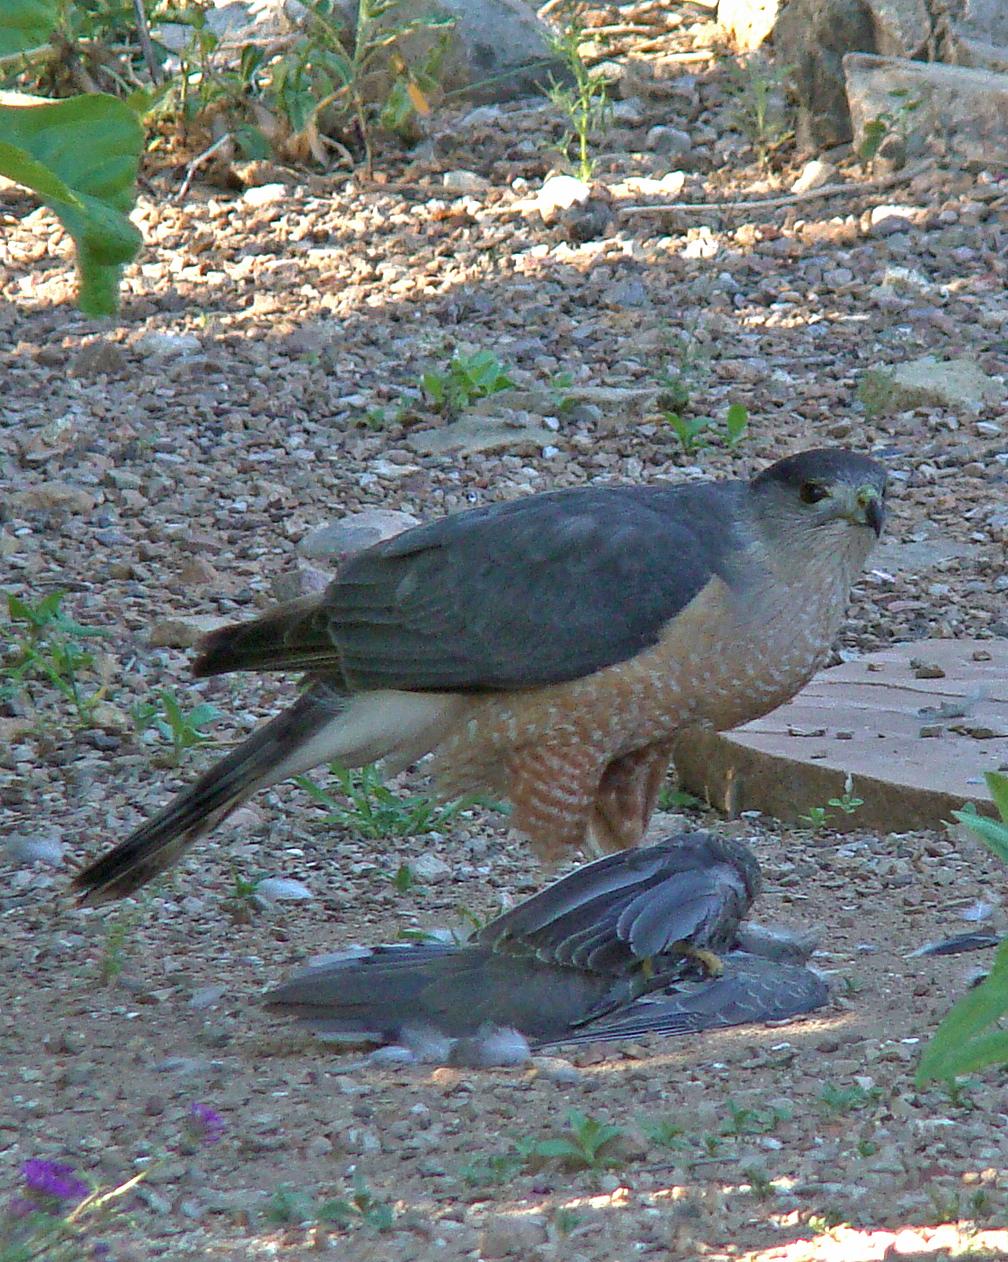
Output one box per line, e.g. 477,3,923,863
751,448,887,544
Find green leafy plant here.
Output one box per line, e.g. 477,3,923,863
97,904,139,984
132,687,221,765
917,773,1008,1085
266,1174,394,1232
638,1117,686,1150
269,0,453,174
657,785,705,811
858,87,922,172
743,1164,775,1200
817,1082,881,1117
662,402,751,457
727,53,793,167
295,761,474,839
547,9,611,181
420,349,514,415
0,0,144,315
1,589,113,726
799,775,863,828
457,1152,524,1188
516,1109,624,1172
721,1099,791,1137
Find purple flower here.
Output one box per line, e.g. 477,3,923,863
188,1102,225,1144
21,1159,89,1203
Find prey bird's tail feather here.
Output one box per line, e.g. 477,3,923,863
193,595,342,678
73,679,348,904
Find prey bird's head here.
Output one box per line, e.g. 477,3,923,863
750,448,887,548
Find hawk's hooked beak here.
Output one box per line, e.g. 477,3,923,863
856,486,884,538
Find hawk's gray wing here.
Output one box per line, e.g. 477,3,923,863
537,954,829,1048
195,482,750,689
478,833,761,972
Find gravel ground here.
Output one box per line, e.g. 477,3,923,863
2,8,1008,1259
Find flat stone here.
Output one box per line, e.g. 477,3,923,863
792,159,837,193
857,356,1006,416
406,414,555,457
298,509,419,560
13,481,96,514
136,332,202,358
674,640,1008,831
148,614,231,648
844,52,1008,168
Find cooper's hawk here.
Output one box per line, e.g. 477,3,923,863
74,447,885,902
265,832,762,1043
264,833,827,1050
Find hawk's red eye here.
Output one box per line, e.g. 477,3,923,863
800,481,828,504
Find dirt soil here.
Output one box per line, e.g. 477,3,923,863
2,8,1008,1261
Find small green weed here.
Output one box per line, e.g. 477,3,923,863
457,1152,524,1188
721,1099,791,1137
515,1110,625,1172
420,349,514,415
296,761,474,839
547,10,612,181
266,1174,394,1232
726,54,793,166
817,1082,881,1117
858,88,922,172
799,775,863,828
554,1207,585,1236
132,688,221,766
743,1164,775,1200
657,785,706,811
1,590,113,726
663,402,750,457
97,905,139,986
638,1117,687,1150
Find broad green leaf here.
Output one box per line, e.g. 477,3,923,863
0,0,59,58
986,771,1008,824
916,940,1008,1084
953,806,1008,867
0,93,143,314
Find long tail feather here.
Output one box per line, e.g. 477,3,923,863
73,680,346,903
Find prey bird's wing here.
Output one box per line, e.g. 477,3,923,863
478,833,759,972
195,482,750,689
536,955,829,1048
263,943,633,1043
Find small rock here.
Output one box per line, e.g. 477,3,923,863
298,509,420,560
13,481,96,514
189,985,226,1010
869,204,917,235
409,853,452,885
531,1055,582,1085
536,174,590,222
646,125,692,154
254,877,313,903
243,183,288,206
5,832,64,866
857,356,1006,417
70,340,127,377
305,1134,334,1159
479,1213,548,1258
442,169,488,194
791,159,836,193
368,1045,418,1066
148,614,230,648
136,332,202,359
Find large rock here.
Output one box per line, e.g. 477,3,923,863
774,0,880,147
844,51,1008,166
674,640,1008,831
718,0,783,50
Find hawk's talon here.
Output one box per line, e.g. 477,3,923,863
681,946,725,978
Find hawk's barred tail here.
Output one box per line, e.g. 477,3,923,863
192,594,340,679
73,682,345,904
